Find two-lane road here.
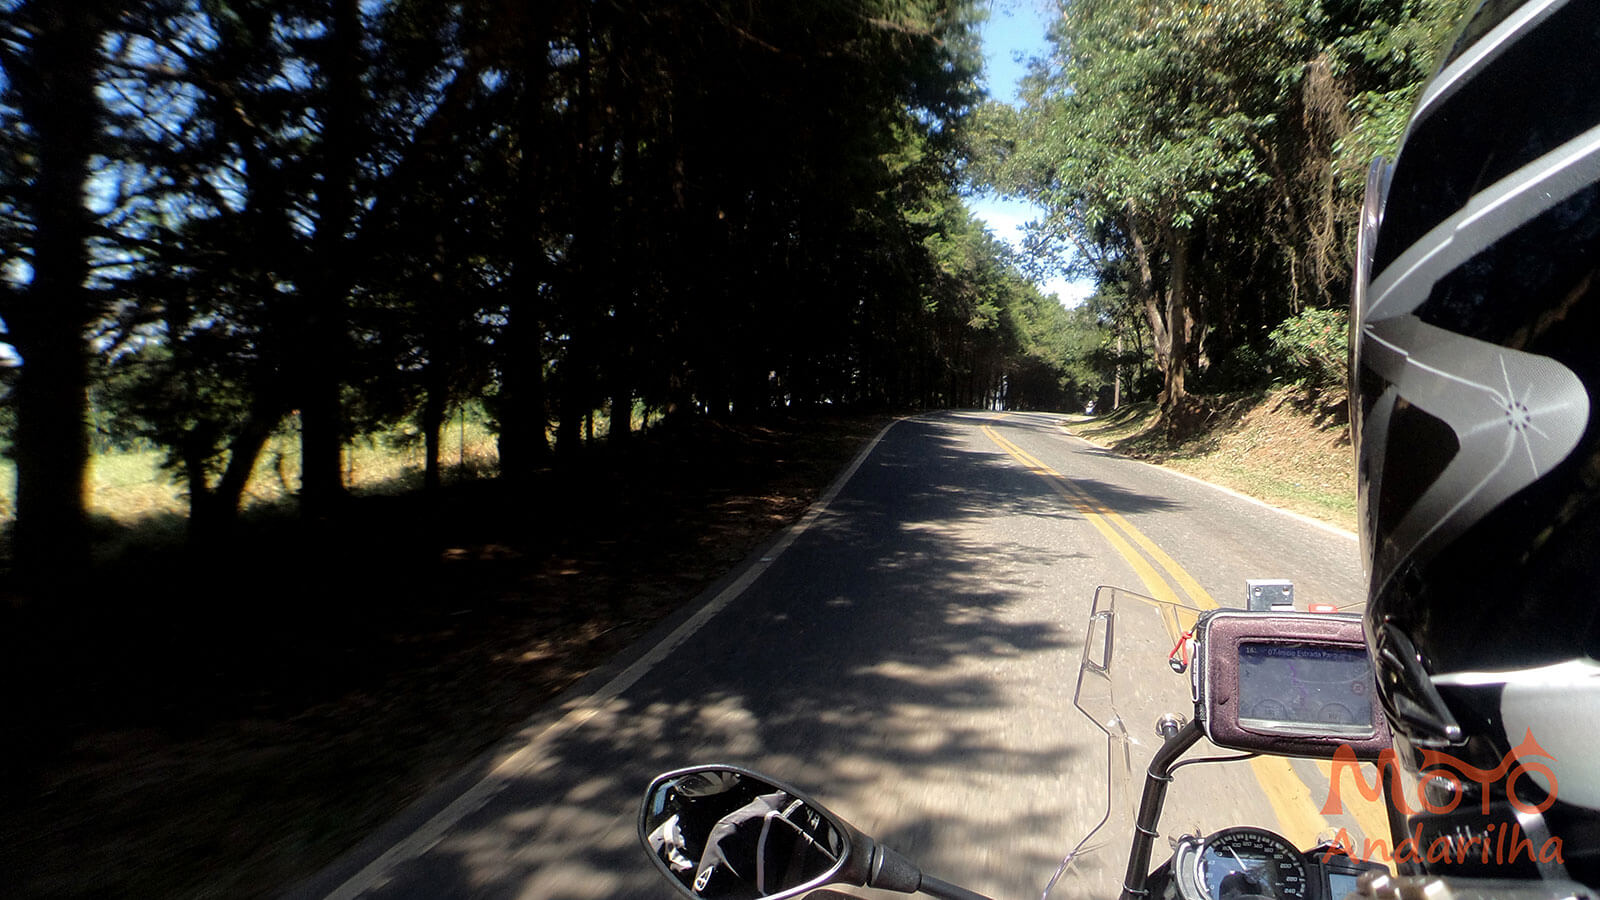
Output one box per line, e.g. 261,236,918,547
290,411,1377,900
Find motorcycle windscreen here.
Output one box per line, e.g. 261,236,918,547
1044,586,1203,899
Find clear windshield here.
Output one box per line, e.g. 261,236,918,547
1043,586,1205,900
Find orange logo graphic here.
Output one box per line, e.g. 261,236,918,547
1319,730,1564,866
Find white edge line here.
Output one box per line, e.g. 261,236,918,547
1058,425,1358,542
321,417,906,900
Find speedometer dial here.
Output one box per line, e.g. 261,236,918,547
1195,827,1311,900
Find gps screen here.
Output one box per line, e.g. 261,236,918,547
1237,642,1375,737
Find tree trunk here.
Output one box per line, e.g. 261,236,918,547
497,263,549,480
181,433,216,533
297,383,344,513
1113,332,1124,409
1129,220,1173,380
557,390,583,457
608,36,642,448
1160,227,1192,413
556,2,614,454
189,402,281,546
298,0,363,518
1127,216,1196,422
609,388,631,446
422,382,445,492
5,5,108,581
494,8,555,484
422,233,452,493
213,407,280,520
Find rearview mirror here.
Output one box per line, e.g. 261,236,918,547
640,765,851,898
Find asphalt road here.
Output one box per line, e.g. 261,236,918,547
288,411,1378,900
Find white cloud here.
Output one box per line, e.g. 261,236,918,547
967,193,1094,308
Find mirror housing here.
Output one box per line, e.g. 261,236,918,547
641,764,915,898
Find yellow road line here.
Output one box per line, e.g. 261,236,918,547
980,424,1351,850
979,428,1186,613
1315,758,1395,854
985,428,1208,607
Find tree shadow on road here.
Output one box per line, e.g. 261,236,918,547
330,414,1145,899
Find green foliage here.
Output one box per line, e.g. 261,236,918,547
1330,0,1473,190
95,340,252,487
975,0,1471,406
906,196,1082,410
0,365,15,457
1267,307,1348,389
5,0,1096,550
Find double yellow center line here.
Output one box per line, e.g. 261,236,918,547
980,423,1390,852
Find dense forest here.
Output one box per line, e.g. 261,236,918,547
1,0,1086,581
0,0,1473,581
977,0,1465,428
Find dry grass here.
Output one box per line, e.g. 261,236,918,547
1070,387,1356,531
0,416,502,527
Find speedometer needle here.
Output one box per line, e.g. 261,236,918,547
1222,846,1271,898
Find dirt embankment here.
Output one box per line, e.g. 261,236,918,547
1070,387,1356,531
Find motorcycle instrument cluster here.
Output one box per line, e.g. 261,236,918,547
1170,826,1383,900
1176,827,1311,900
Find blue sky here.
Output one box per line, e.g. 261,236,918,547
970,0,1093,307
980,0,1055,105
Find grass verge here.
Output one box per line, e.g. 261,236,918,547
1068,387,1356,531
0,413,504,527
